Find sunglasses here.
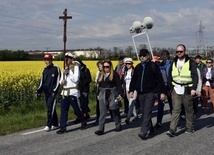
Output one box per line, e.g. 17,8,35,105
206,61,212,64
176,51,184,54
103,66,110,68
125,63,132,65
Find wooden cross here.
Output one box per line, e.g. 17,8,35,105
59,9,72,69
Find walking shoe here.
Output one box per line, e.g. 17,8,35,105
185,128,195,133
121,112,127,117
73,118,81,124
166,129,176,137
138,132,148,140
93,120,99,126
115,125,122,132
95,130,104,135
56,128,67,134
132,116,139,122
80,122,87,130
85,114,90,120
125,119,130,125
51,126,58,130
154,123,162,130
44,126,51,132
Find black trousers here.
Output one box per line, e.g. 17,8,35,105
79,92,90,115
45,95,58,128
124,94,129,114
138,92,156,134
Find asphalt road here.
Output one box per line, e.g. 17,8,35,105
1,105,214,155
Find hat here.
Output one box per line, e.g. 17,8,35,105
124,58,133,63
195,55,202,59
139,49,149,57
44,54,53,60
65,52,74,58
74,58,85,66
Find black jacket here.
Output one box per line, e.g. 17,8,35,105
99,71,123,96
37,64,61,96
78,65,92,92
129,60,165,94
168,55,198,91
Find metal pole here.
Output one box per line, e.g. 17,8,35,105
132,36,140,61
145,30,154,59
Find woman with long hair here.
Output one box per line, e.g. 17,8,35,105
95,60,123,135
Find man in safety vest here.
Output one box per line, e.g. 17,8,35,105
166,44,198,137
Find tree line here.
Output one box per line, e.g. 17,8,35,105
0,50,29,61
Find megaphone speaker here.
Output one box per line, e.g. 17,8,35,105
141,17,154,29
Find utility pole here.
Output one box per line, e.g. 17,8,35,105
59,9,72,68
196,20,205,56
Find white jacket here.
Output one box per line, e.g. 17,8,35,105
60,65,80,97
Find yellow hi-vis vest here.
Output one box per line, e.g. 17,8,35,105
172,60,193,87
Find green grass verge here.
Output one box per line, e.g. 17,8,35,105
0,98,97,135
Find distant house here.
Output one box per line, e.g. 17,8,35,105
27,49,101,60
71,49,99,59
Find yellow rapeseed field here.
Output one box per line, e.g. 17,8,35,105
1,60,136,111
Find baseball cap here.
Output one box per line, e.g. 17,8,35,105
44,54,53,60
139,49,149,57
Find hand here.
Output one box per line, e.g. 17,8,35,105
160,93,166,100
63,69,69,75
52,92,55,97
97,96,99,100
118,95,122,101
61,79,67,85
191,90,196,96
197,91,201,97
129,92,134,98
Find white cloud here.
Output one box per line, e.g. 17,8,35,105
0,0,214,50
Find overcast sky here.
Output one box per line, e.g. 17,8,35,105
0,0,213,51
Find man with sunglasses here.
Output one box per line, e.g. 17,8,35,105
166,44,198,137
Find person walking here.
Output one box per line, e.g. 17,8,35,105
37,54,60,131
94,61,103,125
195,55,206,77
75,58,92,120
154,50,173,129
56,53,87,134
166,44,198,137
194,55,206,109
95,60,123,135
129,49,166,140
115,56,128,117
122,58,138,124
201,58,214,112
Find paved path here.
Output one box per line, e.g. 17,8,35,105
0,105,214,155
